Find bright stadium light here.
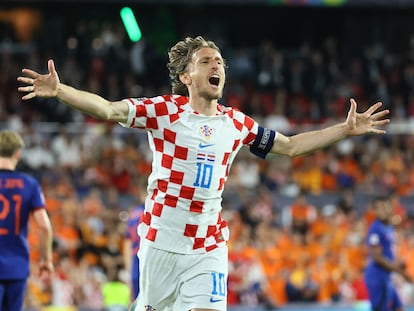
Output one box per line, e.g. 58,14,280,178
120,7,142,42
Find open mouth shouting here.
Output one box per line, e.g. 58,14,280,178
209,74,220,88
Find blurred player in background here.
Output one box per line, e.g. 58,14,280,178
18,36,389,311
0,130,53,311
124,201,145,301
364,196,412,311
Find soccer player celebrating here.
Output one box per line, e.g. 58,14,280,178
0,130,54,311
18,36,389,311
364,196,412,311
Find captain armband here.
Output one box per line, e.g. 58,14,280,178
249,126,276,159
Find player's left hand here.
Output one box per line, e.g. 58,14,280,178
345,98,390,136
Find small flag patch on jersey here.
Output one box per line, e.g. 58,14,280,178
200,125,214,140
197,153,206,160
207,154,215,162
197,152,215,162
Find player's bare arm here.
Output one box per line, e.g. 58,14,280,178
370,244,412,283
270,98,390,157
17,59,129,123
33,209,54,276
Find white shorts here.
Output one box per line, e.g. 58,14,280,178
132,242,228,311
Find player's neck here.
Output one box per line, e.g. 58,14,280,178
0,157,17,170
189,98,218,116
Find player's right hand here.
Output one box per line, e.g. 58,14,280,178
39,259,54,284
17,59,60,100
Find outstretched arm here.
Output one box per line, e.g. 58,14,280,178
270,98,390,157
17,59,129,123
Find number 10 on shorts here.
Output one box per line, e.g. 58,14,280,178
211,272,226,297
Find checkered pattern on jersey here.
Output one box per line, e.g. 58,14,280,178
123,95,259,253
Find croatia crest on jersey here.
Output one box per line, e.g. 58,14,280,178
200,125,213,141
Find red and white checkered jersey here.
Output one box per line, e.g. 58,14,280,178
120,95,260,254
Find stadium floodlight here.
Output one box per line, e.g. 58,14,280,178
120,7,142,42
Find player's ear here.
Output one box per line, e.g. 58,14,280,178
13,150,22,165
15,150,21,158
179,72,191,86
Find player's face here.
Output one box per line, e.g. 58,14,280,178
375,199,393,222
185,47,226,101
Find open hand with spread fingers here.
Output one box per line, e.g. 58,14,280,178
17,59,60,100
345,98,390,136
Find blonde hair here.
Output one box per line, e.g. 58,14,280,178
0,130,25,157
167,36,222,96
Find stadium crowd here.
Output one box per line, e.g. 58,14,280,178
1,5,414,310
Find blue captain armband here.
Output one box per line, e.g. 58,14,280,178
249,126,276,159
